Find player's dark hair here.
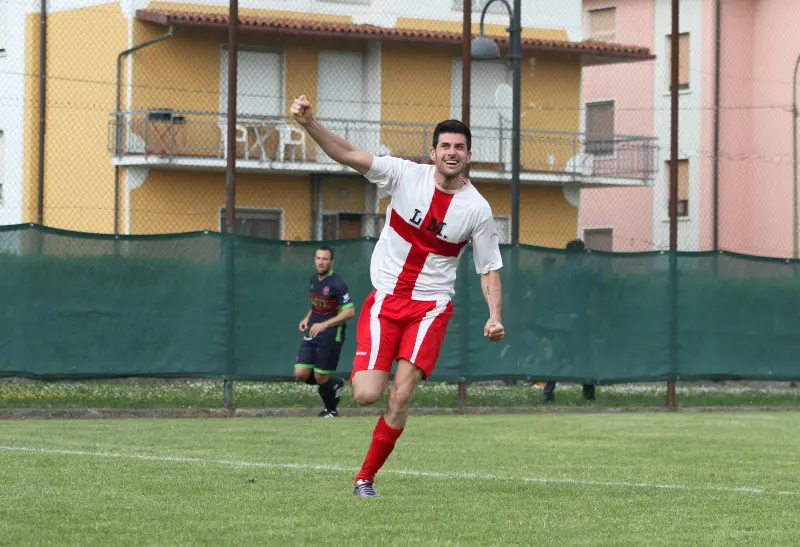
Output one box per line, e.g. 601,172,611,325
565,239,586,251
433,120,472,152
317,246,334,260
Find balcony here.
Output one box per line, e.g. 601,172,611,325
108,110,657,186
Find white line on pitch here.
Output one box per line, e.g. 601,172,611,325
0,445,797,497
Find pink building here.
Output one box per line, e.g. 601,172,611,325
580,0,800,257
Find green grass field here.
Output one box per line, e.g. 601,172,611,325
1,379,799,409
1,414,799,546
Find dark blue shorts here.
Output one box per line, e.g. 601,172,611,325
295,336,343,374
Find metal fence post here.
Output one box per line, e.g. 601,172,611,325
666,0,680,410
224,378,234,411
222,0,239,414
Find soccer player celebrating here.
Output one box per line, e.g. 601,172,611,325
291,96,504,497
294,246,355,418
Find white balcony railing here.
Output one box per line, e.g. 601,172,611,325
108,110,658,181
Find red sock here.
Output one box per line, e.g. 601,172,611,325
355,415,404,484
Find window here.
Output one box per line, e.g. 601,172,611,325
220,208,283,239
318,51,365,122
322,213,339,240
452,0,507,14
220,48,283,117
666,159,689,217
584,228,613,251
666,33,691,89
317,50,379,158
585,101,615,156
587,7,616,42
451,58,511,164
322,213,369,240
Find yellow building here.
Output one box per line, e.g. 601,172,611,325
6,1,654,248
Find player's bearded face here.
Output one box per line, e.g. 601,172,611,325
314,251,332,274
431,133,471,178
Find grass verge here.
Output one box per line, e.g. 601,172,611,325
1,379,798,409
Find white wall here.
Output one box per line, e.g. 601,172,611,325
118,0,582,40
0,0,29,226
0,0,141,228
652,0,703,251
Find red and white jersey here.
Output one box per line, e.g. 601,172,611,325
365,155,503,302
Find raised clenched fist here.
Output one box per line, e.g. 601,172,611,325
290,95,314,126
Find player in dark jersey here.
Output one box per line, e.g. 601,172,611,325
294,246,355,418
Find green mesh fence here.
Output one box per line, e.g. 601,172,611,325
1,224,799,382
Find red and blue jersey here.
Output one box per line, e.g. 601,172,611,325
308,272,353,341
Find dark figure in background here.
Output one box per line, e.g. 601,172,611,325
294,246,355,417
543,239,596,404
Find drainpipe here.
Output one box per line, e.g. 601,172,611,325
113,25,175,235
794,54,800,259
36,0,47,225
712,0,721,252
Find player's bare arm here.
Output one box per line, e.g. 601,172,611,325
290,95,374,175
308,305,356,338
481,270,504,342
298,309,311,333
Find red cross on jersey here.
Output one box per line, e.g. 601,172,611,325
366,156,503,302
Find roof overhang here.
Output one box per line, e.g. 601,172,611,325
135,9,654,66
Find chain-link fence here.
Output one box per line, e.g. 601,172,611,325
4,225,800,385
2,0,800,407
0,0,661,250
2,1,797,256
581,0,800,258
